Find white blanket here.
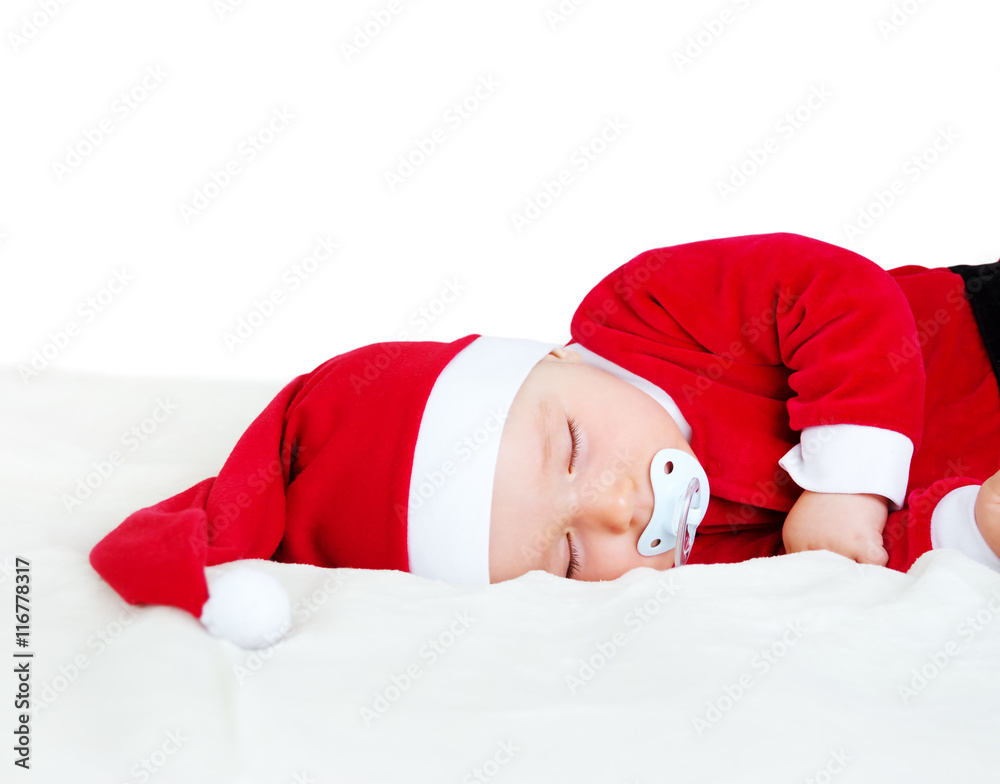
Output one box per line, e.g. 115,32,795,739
4,370,1000,783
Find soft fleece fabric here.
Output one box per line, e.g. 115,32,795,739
569,232,1000,571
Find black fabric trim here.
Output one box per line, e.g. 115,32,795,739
948,260,1000,389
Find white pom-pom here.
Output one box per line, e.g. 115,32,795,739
200,567,291,649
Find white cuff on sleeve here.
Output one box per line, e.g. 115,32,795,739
930,484,1000,573
777,424,913,510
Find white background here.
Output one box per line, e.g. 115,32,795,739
2,0,999,383
4,5,1000,781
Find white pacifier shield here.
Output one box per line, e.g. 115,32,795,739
637,449,709,558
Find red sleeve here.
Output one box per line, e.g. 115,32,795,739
571,232,926,449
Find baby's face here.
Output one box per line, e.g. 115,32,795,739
489,347,696,582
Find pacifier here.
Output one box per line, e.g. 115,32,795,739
637,449,709,567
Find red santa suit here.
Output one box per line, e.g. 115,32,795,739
566,232,1000,573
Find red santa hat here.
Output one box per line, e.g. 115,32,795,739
89,335,559,647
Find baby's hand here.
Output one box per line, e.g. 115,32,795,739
974,469,1000,559
782,490,890,566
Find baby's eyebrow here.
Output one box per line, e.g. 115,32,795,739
537,398,553,479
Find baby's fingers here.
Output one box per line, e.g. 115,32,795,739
855,540,889,567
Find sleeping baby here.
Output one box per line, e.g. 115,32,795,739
90,232,1000,647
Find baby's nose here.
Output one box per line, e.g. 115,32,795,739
584,474,634,534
